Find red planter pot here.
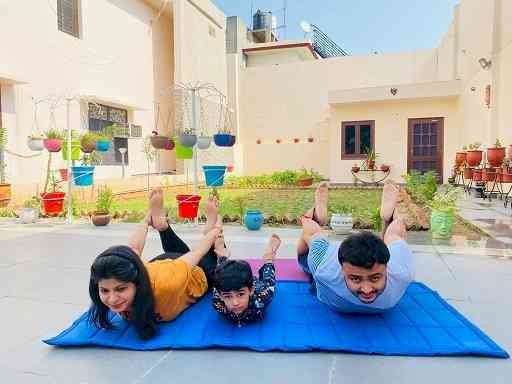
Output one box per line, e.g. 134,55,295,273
466,150,483,167
455,152,467,167
472,169,482,181
351,166,360,173
509,145,512,160
463,168,473,179
176,194,201,219
487,147,506,167
297,177,314,187
41,192,66,216
482,168,497,182
380,165,390,172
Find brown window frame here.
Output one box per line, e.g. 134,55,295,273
57,0,80,38
340,120,375,160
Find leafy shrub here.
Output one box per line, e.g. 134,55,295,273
403,170,438,205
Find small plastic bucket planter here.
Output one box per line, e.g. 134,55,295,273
44,139,63,152
203,165,227,187
176,194,201,219
72,166,95,186
59,168,69,181
430,211,455,239
62,140,81,161
175,139,193,159
41,192,66,216
244,210,263,230
96,140,111,152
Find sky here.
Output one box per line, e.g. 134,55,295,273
212,0,460,54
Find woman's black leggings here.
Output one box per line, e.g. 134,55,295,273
148,226,218,290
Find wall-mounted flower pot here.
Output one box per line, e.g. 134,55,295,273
293,138,300,143
487,147,506,167
466,150,483,167
44,139,63,152
96,140,111,152
92,213,111,226
62,140,81,161
203,165,227,187
0,183,12,207
368,160,376,170
179,134,197,147
380,164,390,172
27,138,44,151
463,167,473,179
176,194,201,219
455,152,467,167
72,166,95,186
41,192,65,216
297,177,314,187
307,137,314,143
164,137,175,150
276,139,282,144
150,135,170,150
330,213,353,235
256,139,262,144
175,139,193,159
214,133,231,147
196,136,211,150
244,209,263,230
431,211,455,239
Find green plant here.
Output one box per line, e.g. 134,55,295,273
233,194,250,222
369,207,383,232
467,142,482,150
403,170,438,205
0,161,6,184
462,145,468,151
426,186,462,215
494,139,502,148
47,172,63,193
366,148,378,162
0,127,7,149
80,132,98,145
45,129,63,140
142,137,157,191
502,158,511,169
95,185,113,214
96,127,113,141
81,152,102,166
23,196,40,209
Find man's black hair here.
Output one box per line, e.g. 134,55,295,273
338,231,390,268
213,259,254,292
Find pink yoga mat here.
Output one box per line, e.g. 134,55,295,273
247,259,309,281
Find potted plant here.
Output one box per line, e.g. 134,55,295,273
455,145,467,167
365,148,378,170
178,128,197,148
150,130,172,150
307,137,314,143
466,142,483,167
463,163,473,179
92,185,113,226
428,187,462,239
297,167,314,187
80,132,98,153
196,130,212,150
44,129,64,152
380,164,391,172
501,158,512,182
20,196,40,224
351,164,360,173
256,139,262,144
293,138,300,143
41,173,66,216
276,139,282,144
95,128,112,152
330,210,353,235
27,133,45,151
487,139,506,168
0,164,11,207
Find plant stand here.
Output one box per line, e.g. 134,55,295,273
351,168,390,186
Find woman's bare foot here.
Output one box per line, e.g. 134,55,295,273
263,234,282,261
203,196,219,235
148,188,169,231
314,182,329,226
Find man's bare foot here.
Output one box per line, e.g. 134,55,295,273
148,188,169,231
314,181,329,226
384,217,407,246
380,180,399,223
263,234,281,261
203,196,219,235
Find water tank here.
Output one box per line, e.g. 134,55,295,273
253,10,272,31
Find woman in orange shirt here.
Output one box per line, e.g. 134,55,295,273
88,189,225,340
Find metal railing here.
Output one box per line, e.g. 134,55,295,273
311,23,349,58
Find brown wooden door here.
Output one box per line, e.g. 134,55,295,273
407,117,444,182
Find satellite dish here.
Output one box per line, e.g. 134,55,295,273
300,20,311,33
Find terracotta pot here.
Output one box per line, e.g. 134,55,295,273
293,138,300,143
307,137,314,143
297,177,314,187
256,139,262,144
368,160,375,170
0,183,11,206
351,166,360,173
466,150,483,167
487,147,506,167
92,213,111,226
502,170,512,183
472,169,482,181
455,152,467,167
80,138,97,153
463,168,473,179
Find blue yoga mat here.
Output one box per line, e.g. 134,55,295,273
44,281,508,357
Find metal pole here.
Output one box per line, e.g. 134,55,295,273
66,98,73,224
191,88,199,195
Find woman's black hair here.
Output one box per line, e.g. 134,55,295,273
213,259,254,292
88,245,157,340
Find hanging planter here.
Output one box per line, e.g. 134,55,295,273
214,133,231,147
96,140,111,152
228,134,236,146
72,166,95,186
179,133,197,148
431,211,455,239
164,137,175,150
203,165,227,187
175,138,193,159
150,135,170,150
44,139,63,152
176,194,201,219
27,136,45,151
62,140,81,161
80,133,97,153
196,136,212,150
40,192,66,216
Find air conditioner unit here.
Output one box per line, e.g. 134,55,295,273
129,124,143,138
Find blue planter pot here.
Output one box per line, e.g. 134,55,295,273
96,140,111,152
245,210,263,231
203,165,227,187
72,166,95,186
213,133,231,147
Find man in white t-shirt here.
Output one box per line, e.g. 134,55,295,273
297,181,415,313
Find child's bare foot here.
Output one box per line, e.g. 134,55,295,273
263,234,281,261
380,180,399,223
203,196,219,235
148,188,168,231
314,181,329,226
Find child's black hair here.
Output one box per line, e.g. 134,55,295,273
213,259,254,292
